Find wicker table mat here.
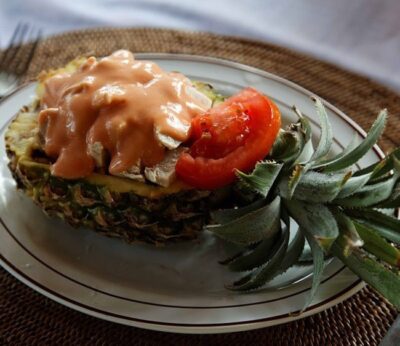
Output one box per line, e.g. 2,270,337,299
1,28,399,345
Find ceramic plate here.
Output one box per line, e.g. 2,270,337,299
0,54,384,334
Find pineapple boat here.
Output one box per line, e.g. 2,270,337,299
5,50,400,309
5,50,231,245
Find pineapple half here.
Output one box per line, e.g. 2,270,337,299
5,63,226,245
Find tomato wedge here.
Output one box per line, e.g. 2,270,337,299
176,88,281,189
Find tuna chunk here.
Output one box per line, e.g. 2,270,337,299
144,148,186,187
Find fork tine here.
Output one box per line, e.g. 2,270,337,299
7,22,23,46
3,23,30,69
18,28,42,76
0,22,23,69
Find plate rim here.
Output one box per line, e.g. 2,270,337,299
0,53,387,333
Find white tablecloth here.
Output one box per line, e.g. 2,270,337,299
0,0,399,91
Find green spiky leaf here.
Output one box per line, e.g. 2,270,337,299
269,129,304,164
284,199,339,250
236,161,283,197
292,105,312,144
346,209,400,233
354,221,400,267
292,108,314,165
289,164,305,194
345,209,400,244
334,174,398,207
302,231,325,310
313,110,387,172
271,206,306,274
293,171,351,203
296,141,314,166
309,97,333,163
332,236,400,310
276,229,305,274
372,157,400,208
227,225,290,291
223,229,281,272
355,148,400,179
225,210,300,289
278,165,305,199
335,171,373,199
207,196,281,245
332,209,363,257
211,198,265,225
324,133,360,164
375,181,400,208
269,111,313,169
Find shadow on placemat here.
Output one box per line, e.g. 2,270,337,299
1,27,399,345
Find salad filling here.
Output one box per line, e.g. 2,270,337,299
38,49,281,190
39,50,211,180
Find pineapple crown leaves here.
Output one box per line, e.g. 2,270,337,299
207,98,400,310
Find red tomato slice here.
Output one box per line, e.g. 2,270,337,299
189,102,250,159
176,88,281,189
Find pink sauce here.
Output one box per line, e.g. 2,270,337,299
38,50,207,179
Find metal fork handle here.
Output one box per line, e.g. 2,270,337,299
0,23,41,98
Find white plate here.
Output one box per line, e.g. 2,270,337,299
0,54,384,334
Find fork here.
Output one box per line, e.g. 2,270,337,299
0,23,41,98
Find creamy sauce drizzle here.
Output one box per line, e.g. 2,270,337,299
38,50,207,179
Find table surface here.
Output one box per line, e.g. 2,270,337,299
0,24,399,345
0,0,399,92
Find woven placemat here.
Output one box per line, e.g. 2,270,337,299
1,27,399,345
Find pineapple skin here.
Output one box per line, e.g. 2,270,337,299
5,104,227,246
